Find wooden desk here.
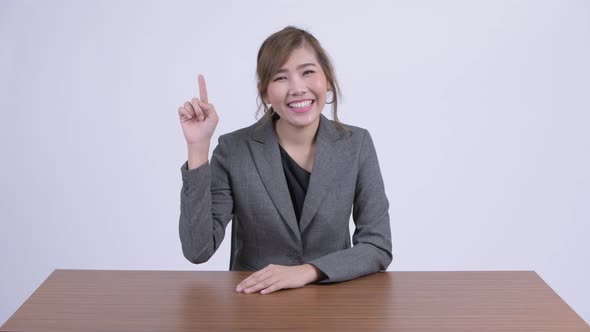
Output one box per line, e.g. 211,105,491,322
1,270,588,331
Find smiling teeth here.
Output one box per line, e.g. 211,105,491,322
288,100,312,108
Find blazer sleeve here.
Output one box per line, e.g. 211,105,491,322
308,129,393,283
179,136,234,264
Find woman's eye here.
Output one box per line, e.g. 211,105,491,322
303,70,315,75
273,76,286,82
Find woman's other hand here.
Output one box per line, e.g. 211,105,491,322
235,264,323,295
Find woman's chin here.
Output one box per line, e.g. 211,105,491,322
278,111,320,129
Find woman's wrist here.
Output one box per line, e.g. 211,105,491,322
187,141,210,170
302,264,323,283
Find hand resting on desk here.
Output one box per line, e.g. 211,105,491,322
235,264,325,295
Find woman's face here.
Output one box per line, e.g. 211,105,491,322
265,45,329,130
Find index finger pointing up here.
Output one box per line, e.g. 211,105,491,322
198,74,208,104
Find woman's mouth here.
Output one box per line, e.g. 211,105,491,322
287,100,314,113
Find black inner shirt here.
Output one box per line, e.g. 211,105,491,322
278,144,311,224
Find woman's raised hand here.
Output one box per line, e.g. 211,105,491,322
178,74,219,145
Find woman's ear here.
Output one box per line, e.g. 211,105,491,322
261,95,271,108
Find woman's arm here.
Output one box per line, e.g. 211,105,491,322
308,129,393,283
179,136,234,264
178,75,233,263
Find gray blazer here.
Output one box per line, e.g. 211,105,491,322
179,114,392,283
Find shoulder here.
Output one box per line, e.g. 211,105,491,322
326,120,382,166
324,118,371,146
216,120,263,145
335,121,368,137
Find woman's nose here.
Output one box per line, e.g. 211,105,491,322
288,76,307,95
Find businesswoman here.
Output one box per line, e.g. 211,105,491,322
177,26,392,295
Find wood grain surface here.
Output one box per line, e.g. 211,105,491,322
1,270,588,331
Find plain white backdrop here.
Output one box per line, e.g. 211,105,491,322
1,0,589,325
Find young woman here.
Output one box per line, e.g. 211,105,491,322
177,26,392,295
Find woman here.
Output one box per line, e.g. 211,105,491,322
177,26,392,295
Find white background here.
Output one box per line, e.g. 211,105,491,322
1,0,589,325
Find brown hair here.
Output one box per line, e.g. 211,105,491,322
256,26,342,125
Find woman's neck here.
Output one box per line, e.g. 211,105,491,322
275,117,320,148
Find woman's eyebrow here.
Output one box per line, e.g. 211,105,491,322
275,63,317,74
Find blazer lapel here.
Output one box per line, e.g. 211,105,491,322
248,117,301,243
299,115,346,233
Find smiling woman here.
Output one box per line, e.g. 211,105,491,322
177,26,392,295
266,47,328,135
257,27,341,127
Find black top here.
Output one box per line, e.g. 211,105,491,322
278,144,310,224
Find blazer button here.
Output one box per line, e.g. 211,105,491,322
291,255,302,264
